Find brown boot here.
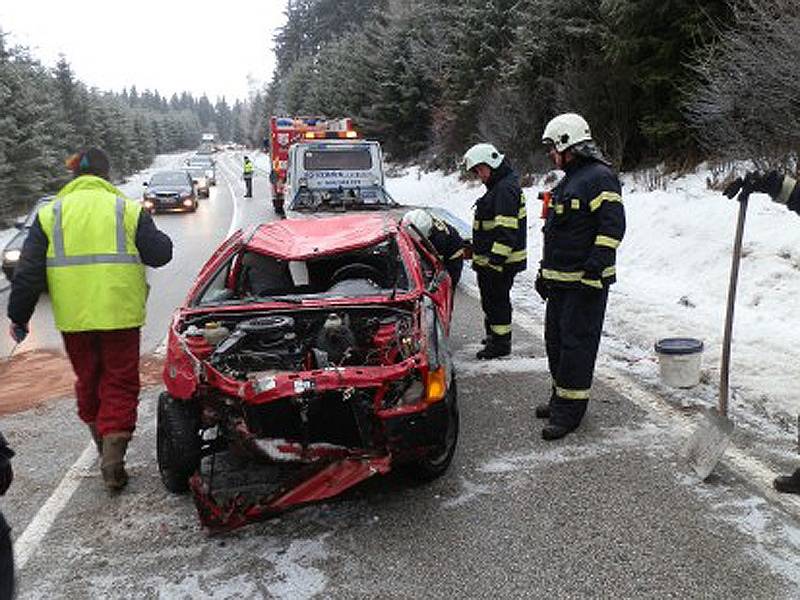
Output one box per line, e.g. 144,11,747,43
101,432,131,491
88,423,103,454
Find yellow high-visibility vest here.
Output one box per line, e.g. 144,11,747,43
38,175,147,332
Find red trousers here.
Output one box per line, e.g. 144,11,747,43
62,328,141,437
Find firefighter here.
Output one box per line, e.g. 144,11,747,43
7,148,173,491
725,169,800,493
243,155,254,198
462,143,527,360
402,209,465,286
537,113,625,441
0,429,14,600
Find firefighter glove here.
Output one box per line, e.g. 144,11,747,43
9,322,28,344
744,171,784,198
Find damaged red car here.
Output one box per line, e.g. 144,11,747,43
158,213,459,531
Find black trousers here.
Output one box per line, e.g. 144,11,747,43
0,512,13,600
244,176,253,197
477,268,516,342
544,286,609,429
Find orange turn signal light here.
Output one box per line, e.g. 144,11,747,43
424,367,447,404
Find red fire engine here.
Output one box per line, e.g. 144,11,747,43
268,116,358,214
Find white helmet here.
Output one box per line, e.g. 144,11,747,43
542,113,592,153
402,208,434,237
462,143,504,171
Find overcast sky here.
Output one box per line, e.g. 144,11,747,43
0,1,288,102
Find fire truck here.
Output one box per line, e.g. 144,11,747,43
269,116,358,214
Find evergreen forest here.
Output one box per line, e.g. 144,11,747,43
3,0,800,217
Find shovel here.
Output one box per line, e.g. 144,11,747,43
684,183,750,480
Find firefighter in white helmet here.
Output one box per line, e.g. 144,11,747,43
537,113,625,440
401,209,466,286
462,143,527,359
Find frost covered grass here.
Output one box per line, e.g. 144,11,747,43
386,164,800,424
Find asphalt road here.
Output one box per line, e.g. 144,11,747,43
4,303,800,596
2,161,800,598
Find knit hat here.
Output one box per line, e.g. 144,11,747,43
65,147,111,178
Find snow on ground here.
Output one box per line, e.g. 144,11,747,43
385,164,800,424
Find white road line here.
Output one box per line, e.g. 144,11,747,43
223,159,243,239
14,443,97,570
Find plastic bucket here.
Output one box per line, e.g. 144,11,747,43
654,338,704,388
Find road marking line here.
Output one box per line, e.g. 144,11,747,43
14,442,97,570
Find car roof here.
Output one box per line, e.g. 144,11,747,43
246,214,399,260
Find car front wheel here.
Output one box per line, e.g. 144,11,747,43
404,379,459,481
157,392,202,493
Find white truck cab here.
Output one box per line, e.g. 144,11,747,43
285,140,395,211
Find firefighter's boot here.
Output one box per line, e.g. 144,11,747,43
87,423,103,454
476,334,511,360
535,404,550,419
773,468,800,494
541,424,573,441
101,432,131,491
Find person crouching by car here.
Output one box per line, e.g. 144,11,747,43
402,209,465,287
462,143,527,360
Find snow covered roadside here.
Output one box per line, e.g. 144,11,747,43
386,165,800,426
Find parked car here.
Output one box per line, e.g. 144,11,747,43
142,170,198,213
188,155,216,186
158,213,458,531
2,197,52,281
184,163,210,198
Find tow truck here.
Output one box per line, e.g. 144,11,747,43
269,116,358,214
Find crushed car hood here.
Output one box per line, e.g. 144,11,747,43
246,213,399,260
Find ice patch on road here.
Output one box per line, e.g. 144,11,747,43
441,476,491,508
267,536,330,599
480,422,676,474
156,573,259,599
711,496,800,591
454,354,549,378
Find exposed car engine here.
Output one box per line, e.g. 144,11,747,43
182,308,417,380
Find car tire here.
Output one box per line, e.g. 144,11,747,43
157,392,201,493
403,379,459,482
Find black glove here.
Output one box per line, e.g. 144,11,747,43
535,271,549,301
0,458,12,496
724,171,783,199
745,170,783,197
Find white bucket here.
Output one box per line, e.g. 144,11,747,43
654,338,704,388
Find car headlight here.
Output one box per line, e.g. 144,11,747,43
143,200,155,208
4,249,21,263
144,192,156,199
182,199,194,207
179,190,193,199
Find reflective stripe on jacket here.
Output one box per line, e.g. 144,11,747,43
38,175,147,332
541,158,625,290
471,160,527,274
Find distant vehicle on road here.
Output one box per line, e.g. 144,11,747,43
142,171,198,214
187,155,216,186
2,197,51,281
184,163,210,198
